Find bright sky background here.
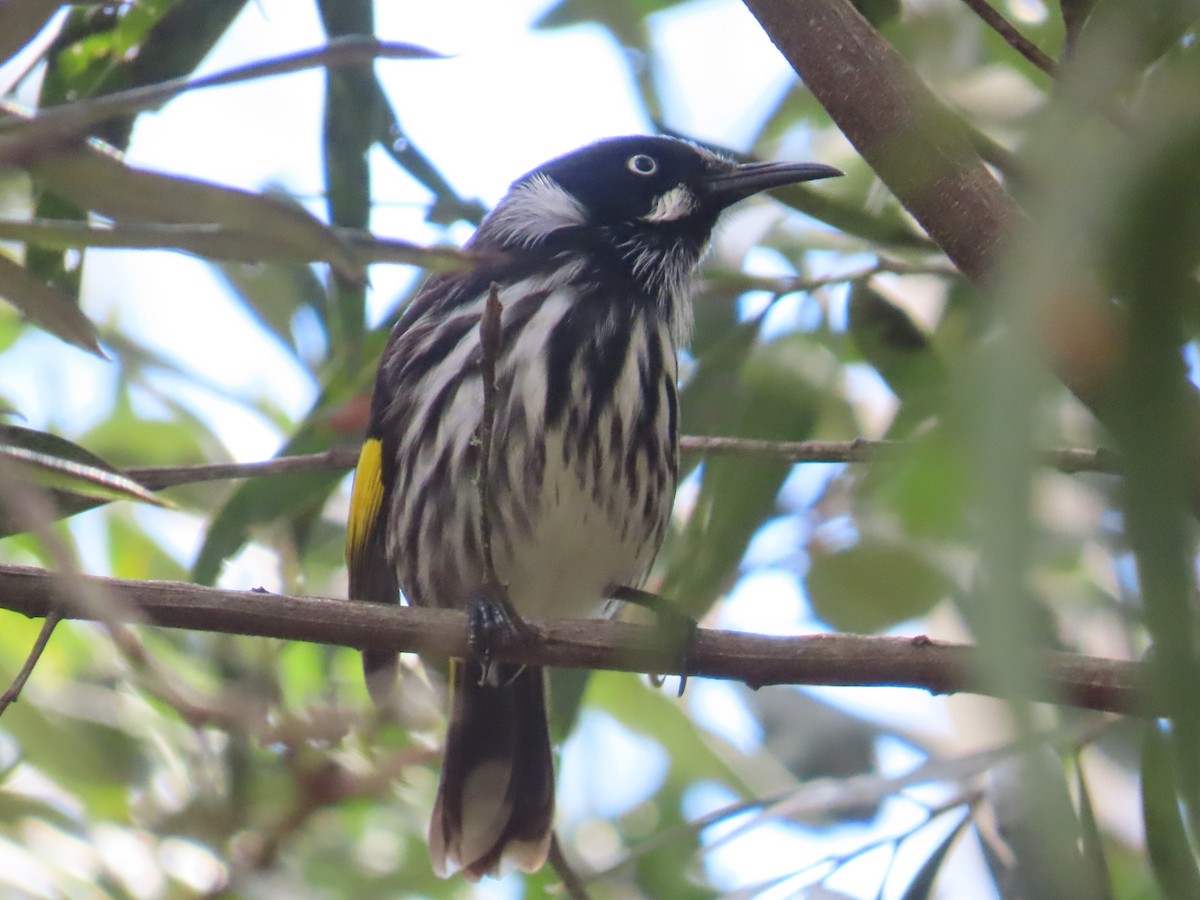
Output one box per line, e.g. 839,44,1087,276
0,2,1020,896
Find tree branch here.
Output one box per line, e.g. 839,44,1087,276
0,564,1145,716
742,0,1018,284
0,218,487,271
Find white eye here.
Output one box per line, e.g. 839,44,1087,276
627,154,658,176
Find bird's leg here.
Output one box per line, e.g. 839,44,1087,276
611,586,697,696
466,582,532,686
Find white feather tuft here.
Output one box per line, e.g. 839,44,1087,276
642,184,697,223
487,174,588,247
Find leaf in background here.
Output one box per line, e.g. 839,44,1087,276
108,511,190,583
36,5,126,108
584,669,754,898
24,144,364,285
188,313,393,585
0,253,102,356
318,0,375,360
34,1,249,145
79,385,223,471
1,688,152,819
533,0,694,50
190,361,371,585
897,811,970,900
103,328,291,419
1074,754,1114,899
215,258,328,369
806,537,953,633
678,314,758,441
868,423,971,538
742,686,881,802
84,0,252,148
1061,0,1100,55
0,424,168,534
848,280,948,436
1141,723,1200,897
25,1,184,290
0,0,63,71
663,333,835,615
374,103,488,228
782,179,937,248
24,188,87,295
850,0,901,27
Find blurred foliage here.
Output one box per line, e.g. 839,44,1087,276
0,0,1196,897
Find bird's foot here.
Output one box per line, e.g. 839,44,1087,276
466,583,531,686
612,586,697,697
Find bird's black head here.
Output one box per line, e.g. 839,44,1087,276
479,136,841,268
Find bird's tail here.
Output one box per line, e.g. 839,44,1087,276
428,661,555,881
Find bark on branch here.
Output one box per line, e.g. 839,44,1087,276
0,564,1144,716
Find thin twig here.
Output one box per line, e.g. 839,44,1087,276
127,449,359,489
474,284,528,634
549,833,594,900
0,610,59,716
120,438,1119,492
0,564,1147,716
478,284,503,589
0,37,443,146
957,0,1057,76
709,257,962,299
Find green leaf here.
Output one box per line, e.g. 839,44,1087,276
850,0,901,27
86,0,251,148
192,459,343,586
868,422,971,538
1074,753,1114,899
35,1,249,147
0,424,168,534
1141,723,1200,897
24,144,364,285
319,0,376,358
806,537,954,633
79,386,222,471
589,672,757,794
0,253,103,356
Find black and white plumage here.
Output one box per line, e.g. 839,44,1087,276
345,136,840,880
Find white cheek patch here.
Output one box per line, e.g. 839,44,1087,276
642,185,697,223
488,174,588,247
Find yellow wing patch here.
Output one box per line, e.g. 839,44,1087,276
346,437,386,583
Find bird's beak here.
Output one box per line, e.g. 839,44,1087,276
704,160,843,208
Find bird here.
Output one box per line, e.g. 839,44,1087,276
344,135,840,881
